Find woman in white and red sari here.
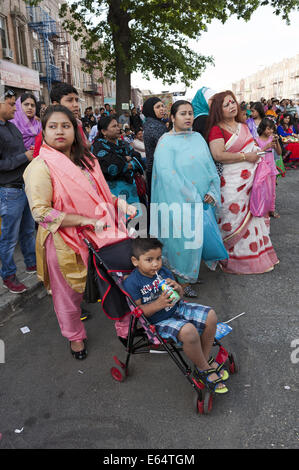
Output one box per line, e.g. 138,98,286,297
206,91,279,274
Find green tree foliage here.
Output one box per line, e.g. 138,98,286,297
27,0,299,109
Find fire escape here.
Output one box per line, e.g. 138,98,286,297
26,6,71,94
80,49,102,98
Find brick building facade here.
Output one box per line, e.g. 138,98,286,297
232,54,299,103
0,0,114,114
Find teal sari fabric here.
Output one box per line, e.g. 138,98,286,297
150,131,221,283
191,87,210,119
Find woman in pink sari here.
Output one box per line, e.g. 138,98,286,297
24,105,136,359
206,91,279,274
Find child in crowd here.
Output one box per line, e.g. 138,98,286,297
123,237,229,394
256,118,282,218
123,126,134,145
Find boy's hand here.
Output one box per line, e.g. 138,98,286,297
155,291,174,310
165,278,183,297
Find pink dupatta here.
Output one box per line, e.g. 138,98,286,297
39,144,128,266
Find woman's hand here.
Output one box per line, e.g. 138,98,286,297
204,194,215,205
80,217,109,233
244,152,260,163
94,219,110,233
116,198,137,218
126,204,137,219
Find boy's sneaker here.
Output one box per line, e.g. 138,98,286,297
3,275,28,294
25,265,37,274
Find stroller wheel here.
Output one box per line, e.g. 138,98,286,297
204,392,213,414
111,366,125,382
194,390,213,415
227,351,239,374
113,355,126,370
194,391,204,415
113,356,128,377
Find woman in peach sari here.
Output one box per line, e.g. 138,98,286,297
24,105,136,359
206,91,279,274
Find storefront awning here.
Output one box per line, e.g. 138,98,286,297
0,60,40,91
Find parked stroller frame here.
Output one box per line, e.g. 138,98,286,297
77,226,238,415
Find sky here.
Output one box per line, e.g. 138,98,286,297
131,5,299,100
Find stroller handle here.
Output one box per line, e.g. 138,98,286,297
77,224,95,234
76,225,95,245
76,211,136,237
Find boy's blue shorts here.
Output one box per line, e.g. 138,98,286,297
154,301,211,343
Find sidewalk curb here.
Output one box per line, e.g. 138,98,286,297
0,280,47,323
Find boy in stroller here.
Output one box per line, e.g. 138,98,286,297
123,237,229,394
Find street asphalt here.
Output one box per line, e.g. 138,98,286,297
0,169,298,452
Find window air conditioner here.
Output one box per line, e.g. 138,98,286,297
3,48,14,60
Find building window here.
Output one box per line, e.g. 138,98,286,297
33,48,42,73
16,24,27,66
0,16,9,50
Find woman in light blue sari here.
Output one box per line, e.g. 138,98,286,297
150,100,227,297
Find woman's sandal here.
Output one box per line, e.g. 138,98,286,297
269,211,280,219
193,368,228,394
70,341,87,360
208,357,229,381
183,285,198,298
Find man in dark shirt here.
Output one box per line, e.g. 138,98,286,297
0,90,36,293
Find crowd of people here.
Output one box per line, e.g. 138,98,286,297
0,82,294,393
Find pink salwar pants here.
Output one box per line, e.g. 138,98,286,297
45,234,86,342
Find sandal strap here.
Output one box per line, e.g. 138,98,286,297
208,357,225,373
194,367,225,392
197,368,223,384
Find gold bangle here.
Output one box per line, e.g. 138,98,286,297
240,152,246,161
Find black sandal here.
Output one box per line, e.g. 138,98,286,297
193,368,228,394
70,341,87,360
208,357,229,381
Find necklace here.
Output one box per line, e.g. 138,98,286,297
223,121,239,135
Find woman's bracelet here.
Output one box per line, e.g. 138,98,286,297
240,152,246,161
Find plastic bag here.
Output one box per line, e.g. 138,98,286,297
250,158,273,217
202,203,228,262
